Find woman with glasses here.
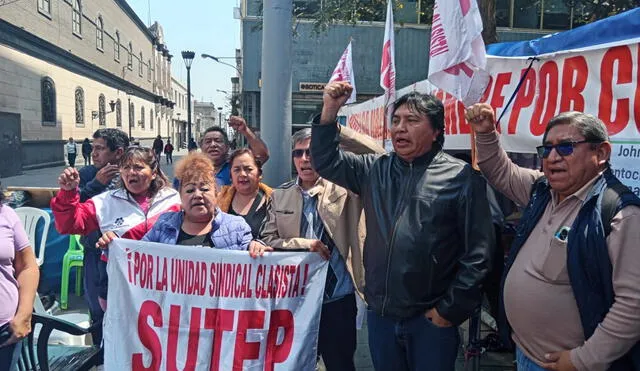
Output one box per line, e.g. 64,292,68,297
51,146,181,308
218,149,272,239
139,152,271,257
0,183,39,371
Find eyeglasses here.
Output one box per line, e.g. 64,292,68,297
292,149,311,158
536,140,600,159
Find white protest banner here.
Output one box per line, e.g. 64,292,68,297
610,139,640,196
104,239,328,371
380,0,396,128
329,41,357,104
340,40,640,155
428,0,490,107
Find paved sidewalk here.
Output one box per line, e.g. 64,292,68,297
0,148,189,188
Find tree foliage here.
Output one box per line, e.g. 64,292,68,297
256,0,637,43
568,0,638,26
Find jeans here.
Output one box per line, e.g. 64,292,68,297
82,243,105,344
68,153,77,167
516,347,547,371
367,310,460,371
0,341,22,371
318,294,357,371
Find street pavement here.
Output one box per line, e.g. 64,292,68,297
4,148,515,371
0,148,189,188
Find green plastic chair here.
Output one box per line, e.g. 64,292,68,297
60,235,84,310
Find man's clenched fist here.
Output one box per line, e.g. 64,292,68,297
465,103,497,134
320,81,354,125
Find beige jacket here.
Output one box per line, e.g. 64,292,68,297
260,126,384,295
260,177,367,295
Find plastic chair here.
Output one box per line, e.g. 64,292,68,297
60,235,84,310
14,207,51,267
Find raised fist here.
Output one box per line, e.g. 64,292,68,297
58,167,80,191
465,103,497,134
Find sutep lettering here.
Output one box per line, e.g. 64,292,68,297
134,301,295,371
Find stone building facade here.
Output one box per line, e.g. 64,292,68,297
0,0,176,175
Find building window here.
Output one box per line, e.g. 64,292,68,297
542,0,570,30
98,94,106,126
114,31,120,62
38,0,51,16
140,106,145,128
127,42,133,70
496,0,511,27
139,53,144,77
74,87,84,126
499,0,572,30
72,0,82,36
129,102,135,128
41,77,56,125
96,16,104,51
150,109,154,130
116,99,122,127
147,60,152,82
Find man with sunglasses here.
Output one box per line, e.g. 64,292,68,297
261,127,384,370
467,103,640,371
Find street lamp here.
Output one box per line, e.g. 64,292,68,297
181,50,195,149
201,54,242,77
217,106,223,126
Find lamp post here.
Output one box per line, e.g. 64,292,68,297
181,50,195,149
203,54,243,116
217,106,223,127
201,54,242,77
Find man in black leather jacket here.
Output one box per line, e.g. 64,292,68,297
311,81,495,371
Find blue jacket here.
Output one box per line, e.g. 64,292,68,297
142,208,252,250
79,165,108,202
78,165,113,249
500,169,640,370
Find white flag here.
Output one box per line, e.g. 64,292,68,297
380,0,396,127
329,41,357,104
427,0,490,107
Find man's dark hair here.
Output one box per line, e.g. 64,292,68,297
201,127,229,146
93,128,130,152
392,92,445,146
542,111,610,144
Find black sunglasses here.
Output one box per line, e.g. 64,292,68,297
292,149,311,158
536,140,600,159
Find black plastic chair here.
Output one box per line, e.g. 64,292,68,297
17,313,102,371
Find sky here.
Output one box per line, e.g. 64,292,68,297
126,0,241,113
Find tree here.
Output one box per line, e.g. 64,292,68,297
297,0,499,45
568,0,637,27
258,0,635,44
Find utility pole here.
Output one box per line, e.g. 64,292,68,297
260,0,293,186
